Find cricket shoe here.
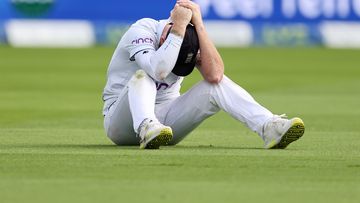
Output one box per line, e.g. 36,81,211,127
262,115,305,149
138,119,173,149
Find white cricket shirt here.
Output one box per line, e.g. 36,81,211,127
102,18,184,115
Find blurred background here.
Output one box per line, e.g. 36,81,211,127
1,0,360,48
1,1,360,203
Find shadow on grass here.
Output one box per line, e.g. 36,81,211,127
174,145,264,150
0,143,137,151
0,143,265,151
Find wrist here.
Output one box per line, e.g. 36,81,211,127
191,16,204,27
170,23,187,38
194,24,206,35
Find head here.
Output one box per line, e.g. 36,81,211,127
159,23,200,77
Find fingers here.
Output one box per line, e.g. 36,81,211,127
176,0,196,10
173,2,190,12
177,0,193,4
171,3,193,26
173,5,192,16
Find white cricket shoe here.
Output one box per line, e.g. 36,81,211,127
138,119,173,149
262,115,305,149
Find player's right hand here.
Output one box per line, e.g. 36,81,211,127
176,0,203,27
171,4,192,28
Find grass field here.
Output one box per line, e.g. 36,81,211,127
0,46,359,203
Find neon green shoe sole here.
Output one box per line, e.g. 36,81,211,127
140,128,173,149
269,118,305,149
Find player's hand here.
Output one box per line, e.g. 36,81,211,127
170,4,192,27
176,0,203,27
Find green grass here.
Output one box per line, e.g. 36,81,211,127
0,46,359,203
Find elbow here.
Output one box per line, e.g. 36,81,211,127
205,73,223,84
154,70,169,81
205,65,224,84
154,62,171,80
151,60,172,81
202,61,224,84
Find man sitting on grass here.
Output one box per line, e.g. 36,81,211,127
102,0,305,149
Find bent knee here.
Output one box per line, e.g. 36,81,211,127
129,70,152,86
134,69,147,79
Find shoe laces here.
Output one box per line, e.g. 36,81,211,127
137,118,153,138
269,114,288,127
263,114,288,134
275,114,287,119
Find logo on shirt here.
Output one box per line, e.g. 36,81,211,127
155,82,169,91
132,37,154,45
155,81,178,91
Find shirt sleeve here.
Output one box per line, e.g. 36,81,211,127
134,33,183,81
124,27,157,61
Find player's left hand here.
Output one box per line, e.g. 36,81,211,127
176,0,203,27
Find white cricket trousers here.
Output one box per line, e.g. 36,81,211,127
104,70,274,145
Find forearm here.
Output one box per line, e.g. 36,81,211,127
135,3,190,81
135,34,183,81
171,23,187,38
175,0,224,83
196,24,224,83
170,3,192,38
